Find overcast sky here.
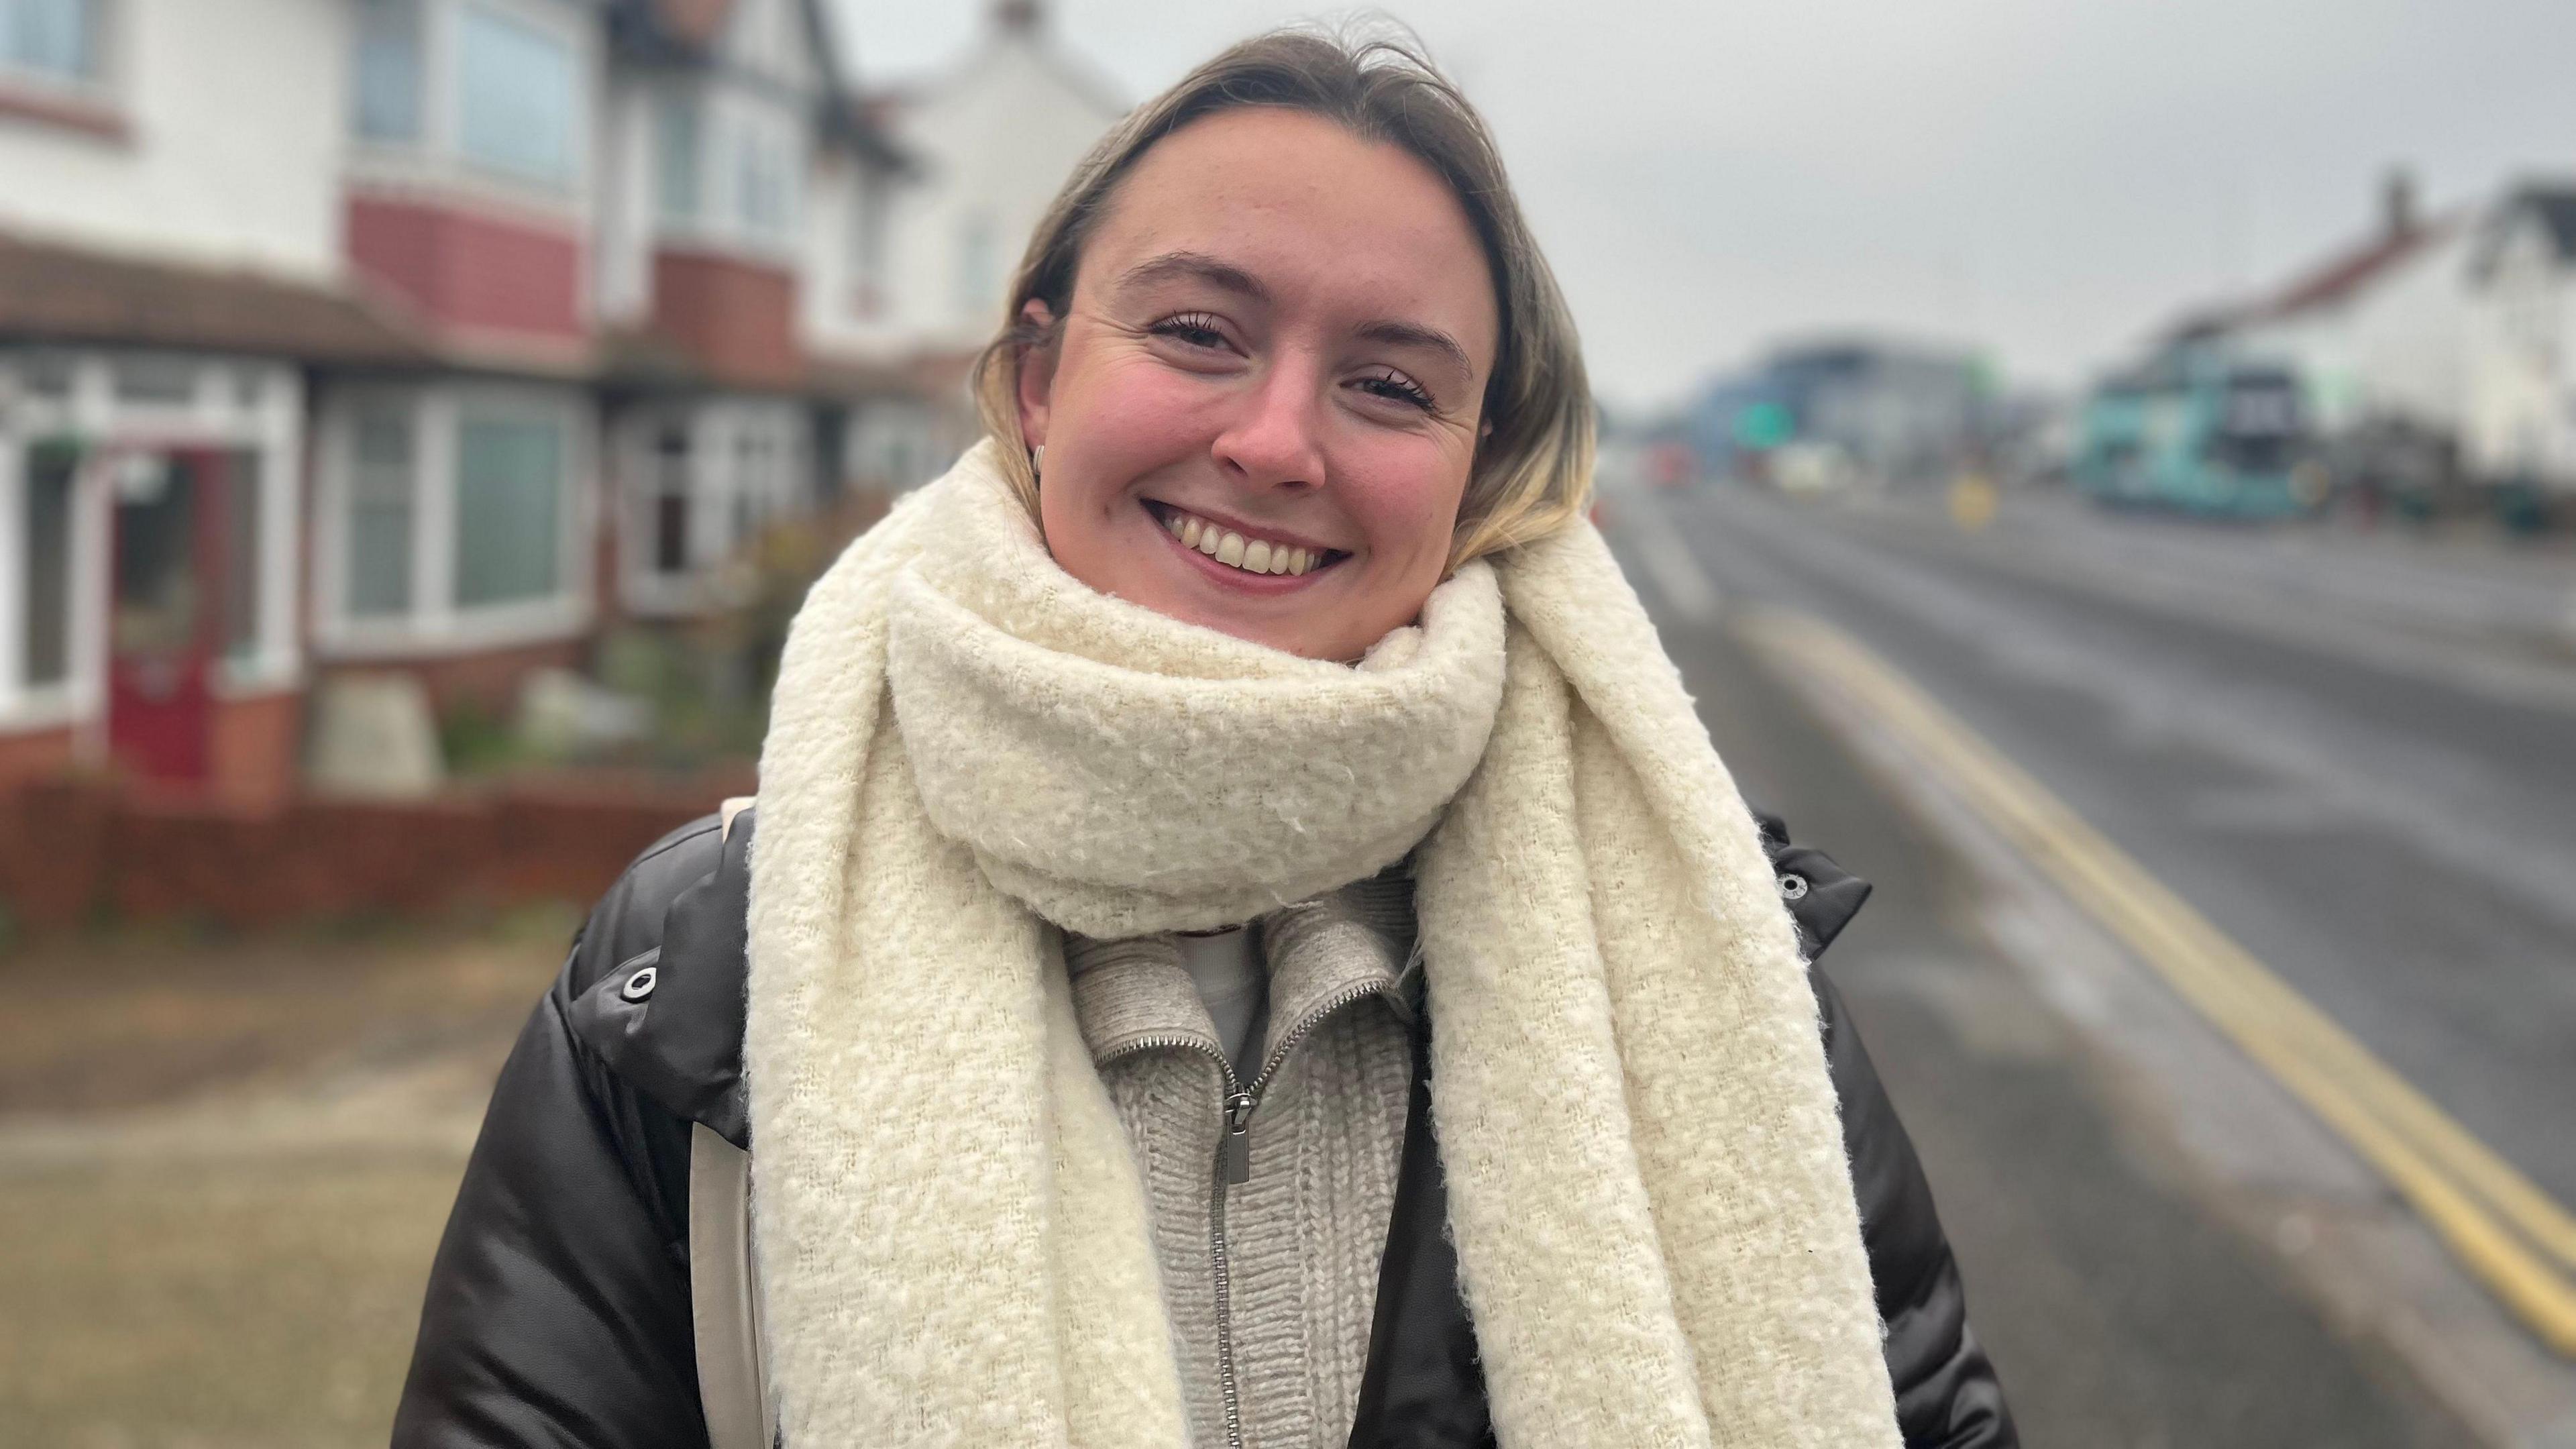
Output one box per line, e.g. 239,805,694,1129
829,1,2576,412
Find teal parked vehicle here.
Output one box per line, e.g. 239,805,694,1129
2074,352,2320,517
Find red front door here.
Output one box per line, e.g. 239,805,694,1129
106,449,230,788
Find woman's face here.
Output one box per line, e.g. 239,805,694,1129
1016,107,1500,662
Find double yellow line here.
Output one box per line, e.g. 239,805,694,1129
1739,608,2576,1357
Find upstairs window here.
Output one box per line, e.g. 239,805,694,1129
352,0,423,142
0,0,101,85
349,0,584,193
732,121,794,242
852,175,890,317
655,93,702,224
455,3,576,187
957,215,998,319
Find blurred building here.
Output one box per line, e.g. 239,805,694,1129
2209,173,2471,441
861,0,1125,364
1688,338,1988,488
2105,171,2576,511
0,0,1110,804
2460,183,2576,492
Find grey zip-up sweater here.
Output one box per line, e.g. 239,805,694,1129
1067,869,1419,1449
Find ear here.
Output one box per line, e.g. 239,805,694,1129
1015,299,1060,451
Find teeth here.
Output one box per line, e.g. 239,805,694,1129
1158,504,1326,576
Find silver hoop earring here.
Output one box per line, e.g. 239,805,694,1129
1031,445,1044,478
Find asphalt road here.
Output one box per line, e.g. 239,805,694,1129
1670,485,2576,1210
1602,480,2576,1445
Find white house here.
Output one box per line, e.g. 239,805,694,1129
0,0,922,802
2218,174,2474,441
2461,184,2576,492
843,0,1126,496
0,0,398,801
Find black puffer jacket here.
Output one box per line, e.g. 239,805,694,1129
393,809,2015,1447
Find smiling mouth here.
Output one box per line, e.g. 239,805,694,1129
1144,500,1349,578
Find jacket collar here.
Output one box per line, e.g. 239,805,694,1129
1064,863,1417,1071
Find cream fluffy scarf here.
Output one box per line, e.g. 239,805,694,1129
744,439,1900,1447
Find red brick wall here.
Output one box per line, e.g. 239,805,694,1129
0,725,78,796
0,775,744,932
651,247,802,389
207,691,302,811
346,192,586,344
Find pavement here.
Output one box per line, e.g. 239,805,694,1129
0,922,566,1448
1609,476,2576,1446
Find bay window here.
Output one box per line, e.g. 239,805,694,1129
623,404,808,614
352,0,422,142
327,387,588,646
345,406,416,619
455,3,574,186
347,0,584,193
653,87,800,249
19,439,76,690
655,93,703,224
0,0,101,85
453,410,564,607
734,119,794,241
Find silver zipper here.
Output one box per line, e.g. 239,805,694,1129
1116,977,1401,1449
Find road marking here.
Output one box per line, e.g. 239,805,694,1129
1740,606,2576,1357
1615,490,1724,623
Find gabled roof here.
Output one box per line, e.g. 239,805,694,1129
869,0,1127,133
605,0,910,171
2260,214,2461,318
2156,209,2463,345
606,0,737,58
2469,184,2576,277
0,231,427,365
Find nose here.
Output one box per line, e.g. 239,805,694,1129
1211,354,1326,492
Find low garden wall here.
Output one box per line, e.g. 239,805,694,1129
0,768,753,933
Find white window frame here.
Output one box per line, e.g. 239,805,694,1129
0,350,301,733
345,0,594,207
651,83,804,261
617,398,807,618
0,0,121,103
316,380,594,657
451,0,581,189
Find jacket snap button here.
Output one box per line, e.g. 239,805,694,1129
621,966,658,1002
1778,872,1809,901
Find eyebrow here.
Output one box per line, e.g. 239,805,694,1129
1116,250,1270,303
1355,318,1473,378
1119,250,1476,381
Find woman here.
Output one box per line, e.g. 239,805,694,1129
395,30,2013,1449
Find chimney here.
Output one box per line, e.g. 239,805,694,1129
994,0,1043,33
2382,166,2418,241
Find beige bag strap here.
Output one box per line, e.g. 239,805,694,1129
691,1124,771,1448
693,799,773,1448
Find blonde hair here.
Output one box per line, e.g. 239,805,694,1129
971,27,1595,571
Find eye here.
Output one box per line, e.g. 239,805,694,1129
1148,312,1230,350
1353,367,1437,413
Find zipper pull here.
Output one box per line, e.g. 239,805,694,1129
1224,1090,1256,1184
